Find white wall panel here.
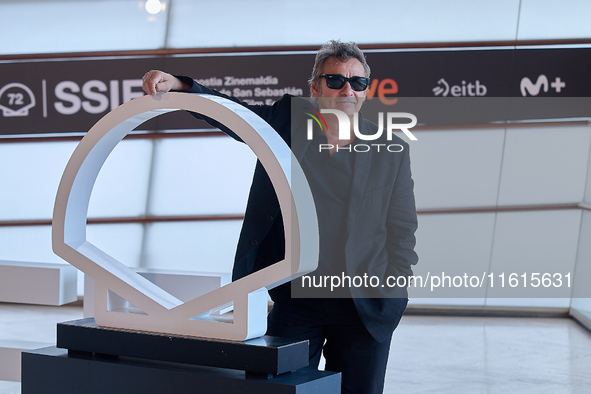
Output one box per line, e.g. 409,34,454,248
409,212,495,305
518,0,591,40
0,142,77,221
497,126,591,206
485,210,580,307
571,298,591,321
142,220,243,273
570,211,591,317
88,140,153,218
86,223,145,268
584,139,591,204
410,129,505,209
0,226,62,264
148,137,256,216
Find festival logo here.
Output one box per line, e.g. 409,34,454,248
0,83,36,117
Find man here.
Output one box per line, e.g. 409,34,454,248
142,40,418,393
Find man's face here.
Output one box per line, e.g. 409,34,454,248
311,57,367,116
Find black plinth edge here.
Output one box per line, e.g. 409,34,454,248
56,318,308,375
22,347,341,394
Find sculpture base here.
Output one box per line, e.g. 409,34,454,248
56,317,309,375
22,347,340,394
21,318,341,393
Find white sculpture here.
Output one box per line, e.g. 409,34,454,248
52,93,318,341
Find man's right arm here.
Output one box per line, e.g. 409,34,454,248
142,70,191,95
140,69,295,148
141,69,268,143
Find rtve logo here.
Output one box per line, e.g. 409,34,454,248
520,75,566,96
364,78,399,105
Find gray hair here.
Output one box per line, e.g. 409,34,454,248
308,40,371,100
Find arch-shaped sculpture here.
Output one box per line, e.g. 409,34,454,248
52,93,318,341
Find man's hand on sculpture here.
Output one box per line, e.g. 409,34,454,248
142,70,189,96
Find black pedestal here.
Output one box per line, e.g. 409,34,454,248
21,318,340,393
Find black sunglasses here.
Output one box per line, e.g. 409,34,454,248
319,74,370,91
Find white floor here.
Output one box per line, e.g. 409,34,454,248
385,315,591,393
1,303,591,393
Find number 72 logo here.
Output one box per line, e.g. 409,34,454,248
0,83,36,117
